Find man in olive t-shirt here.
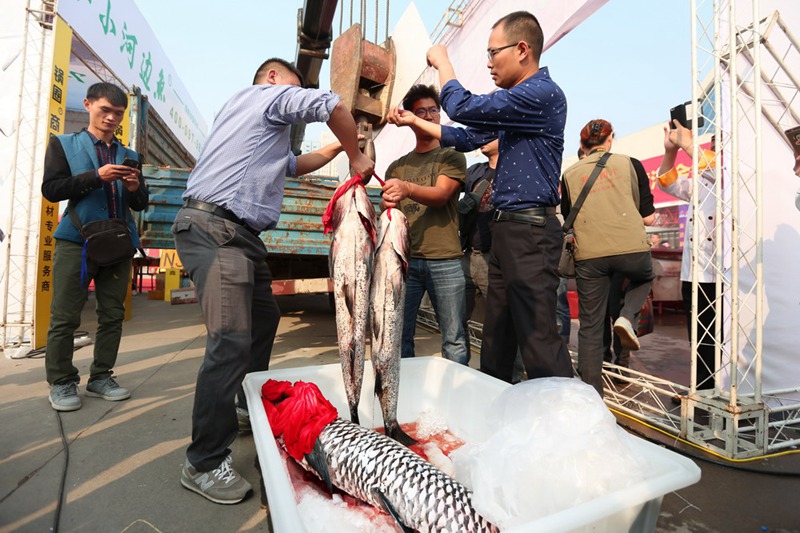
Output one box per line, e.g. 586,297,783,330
381,84,469,364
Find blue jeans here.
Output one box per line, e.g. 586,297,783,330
402,257,469,365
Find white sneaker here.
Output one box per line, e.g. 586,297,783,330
613,317,641,350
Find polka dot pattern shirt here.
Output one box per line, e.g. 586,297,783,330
439,67,567,211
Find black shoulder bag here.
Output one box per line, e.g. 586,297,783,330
68,200,135,268
558,152,611,278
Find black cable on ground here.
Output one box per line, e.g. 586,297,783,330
22,331,91,359
32,331,88,530
53,411,70,533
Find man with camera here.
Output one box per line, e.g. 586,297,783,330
41,82,148,412
657,120,718,394
381,84,469,365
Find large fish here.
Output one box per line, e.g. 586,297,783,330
262,380,498,533
370,209,416,445
328,179,376,424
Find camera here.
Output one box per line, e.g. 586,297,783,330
669,100,705,130
457,192,480,215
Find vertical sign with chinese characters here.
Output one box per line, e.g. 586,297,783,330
33,16,73,349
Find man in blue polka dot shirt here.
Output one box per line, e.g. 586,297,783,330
388,11,572,383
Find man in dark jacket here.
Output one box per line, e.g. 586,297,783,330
41,82,148,412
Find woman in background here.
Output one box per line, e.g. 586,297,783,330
561,119,655,396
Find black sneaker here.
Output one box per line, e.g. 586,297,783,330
180,457,252,504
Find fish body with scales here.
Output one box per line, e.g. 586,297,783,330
303,417,498,533
329,183,375,424
369,209,415,445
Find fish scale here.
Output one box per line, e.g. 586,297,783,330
369,209,415,445
307,417,498,533
329,183,375,424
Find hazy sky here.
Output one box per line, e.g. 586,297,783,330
134,0,691,156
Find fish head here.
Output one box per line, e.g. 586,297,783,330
329,182,356,231
353,184,377,244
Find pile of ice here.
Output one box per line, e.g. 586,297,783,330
451,377,650,530
296,488,397,533
416,407,449,440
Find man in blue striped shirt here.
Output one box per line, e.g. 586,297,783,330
174,58,373,505
387,11,573,384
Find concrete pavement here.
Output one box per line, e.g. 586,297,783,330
0,293,797,532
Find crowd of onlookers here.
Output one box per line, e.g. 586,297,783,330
47,6,796,506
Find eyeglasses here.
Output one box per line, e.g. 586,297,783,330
413,107,441,118
487,42,519,61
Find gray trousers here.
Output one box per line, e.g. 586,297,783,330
173,207,280,472
575,251,655,396
45,239,131,385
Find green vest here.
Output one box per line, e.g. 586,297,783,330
562,151,649,261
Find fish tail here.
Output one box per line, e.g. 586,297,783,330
347,343,360,424
386,423,417,446
375,371,416,446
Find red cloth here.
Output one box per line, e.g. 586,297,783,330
322,175,364,235
322,173,388,234
261,379,339,461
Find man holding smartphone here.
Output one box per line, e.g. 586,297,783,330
656,120,718,395
41,82,148,412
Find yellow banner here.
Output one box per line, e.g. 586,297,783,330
159,249,183,270
119,92,133,321
33,16,72,349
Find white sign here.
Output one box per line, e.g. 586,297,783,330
373,0,608,177
57,0,207,157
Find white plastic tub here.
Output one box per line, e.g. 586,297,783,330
242,357,700,532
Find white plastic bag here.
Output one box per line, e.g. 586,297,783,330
451,378,649,529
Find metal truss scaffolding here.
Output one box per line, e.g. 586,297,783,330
600,1,800,460
1,1,54,349
420,1,800,460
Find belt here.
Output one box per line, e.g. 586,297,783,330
493,207,556,224
183,199,260,235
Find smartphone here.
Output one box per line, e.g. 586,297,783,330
670,101,705,130
121,157,140,169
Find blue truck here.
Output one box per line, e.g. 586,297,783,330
137,165,381,295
